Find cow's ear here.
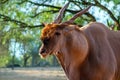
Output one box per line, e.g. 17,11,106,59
41,22,46,27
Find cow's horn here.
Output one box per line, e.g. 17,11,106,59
54,2,70,23
65,5,91,24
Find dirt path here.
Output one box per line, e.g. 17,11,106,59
0,67,67,80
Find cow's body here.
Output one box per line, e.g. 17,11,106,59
39,3,120,80
81,22,120,80
83,22,120,80
53,22,120,80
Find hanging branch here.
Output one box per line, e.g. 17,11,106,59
81,0,120,29
2,0,118,28
31,10,59,18
94,0,119,25
0,14,43,28
0,0,9,4
28,1,96,21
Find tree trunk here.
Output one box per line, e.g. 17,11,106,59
12,55,15,70
23,55,30,67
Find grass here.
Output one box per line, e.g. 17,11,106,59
0,67,67,80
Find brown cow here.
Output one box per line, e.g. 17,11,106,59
39,3,120,80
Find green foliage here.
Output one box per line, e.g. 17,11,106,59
105,0,120,4
0,54,11,67
113,26,119,31
0,0,120,67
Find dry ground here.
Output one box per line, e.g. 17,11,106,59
0,67,67,80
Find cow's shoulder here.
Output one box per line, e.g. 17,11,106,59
81,22,109,37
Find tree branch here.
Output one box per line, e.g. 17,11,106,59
0,0,9,4
94,0,118,23
31,10,59,18
28,1,96,21
0,1,96,28
28,1,61,9
82,0,120,29
85,13,96,21
0,14,43,28
17,0,28,5
28,1,78,13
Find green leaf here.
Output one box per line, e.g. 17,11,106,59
114,0,120,4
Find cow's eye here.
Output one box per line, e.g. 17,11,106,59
43,38,50,45
55,32,61,36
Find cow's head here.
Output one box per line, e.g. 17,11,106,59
39,2,91,58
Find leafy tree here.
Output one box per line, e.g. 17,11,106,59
0,0,120,67
0,54,11,67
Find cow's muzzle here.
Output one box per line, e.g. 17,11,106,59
39,48,48,58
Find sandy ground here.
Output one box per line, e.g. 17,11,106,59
0,67,67,80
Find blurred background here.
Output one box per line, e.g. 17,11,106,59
0,0,120,80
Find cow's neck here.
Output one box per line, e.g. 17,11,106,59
55,30,89,78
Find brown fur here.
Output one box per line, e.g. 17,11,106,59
41,23,57,38
39,22,120,80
